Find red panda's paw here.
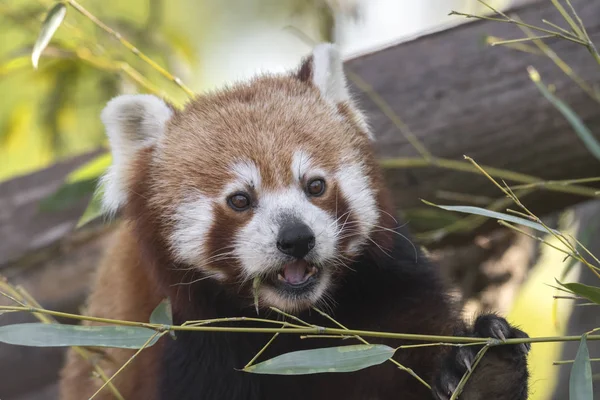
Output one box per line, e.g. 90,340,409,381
472,314,531,357
431,314,530,400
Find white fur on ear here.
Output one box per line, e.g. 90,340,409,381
309,43,374,141
99,94,173,215
311,43,351,105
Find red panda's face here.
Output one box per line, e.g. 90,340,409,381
100,44,384,313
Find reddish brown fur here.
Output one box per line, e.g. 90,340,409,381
59,224,164,400
59,54,529,399
59,67,383,398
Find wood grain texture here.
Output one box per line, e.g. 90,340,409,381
346,0,600,242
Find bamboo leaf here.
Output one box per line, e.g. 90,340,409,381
556,280,600,305
528,67,600,162
76,191,104,228
570,335,593,400
150,299,173,326
39,177,99,212
40,152,110,224
0,323,160,349
32,3,67,69
422,201,556,234
243,344,395,375
150,298,175,339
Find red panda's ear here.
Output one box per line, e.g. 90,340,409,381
99,94,173,215
297,43,350,105
297,43,374,141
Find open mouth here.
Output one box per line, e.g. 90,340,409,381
273,260,319,291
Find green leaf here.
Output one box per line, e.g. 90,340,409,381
0,323,159,349
76,186,104,228
150,298,175,339
529,67,600,162
66,152,111,182
243,344,395,375
32,3,67,69
422,202,555,234
570,335,593,400
39,177,99,213
150,299,173,326
561,213,600,280
41,152,110,224
556,280,600,305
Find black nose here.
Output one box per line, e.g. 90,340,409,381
277,222,315,258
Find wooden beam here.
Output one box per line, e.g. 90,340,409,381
0,150,102,267
347,0,600,241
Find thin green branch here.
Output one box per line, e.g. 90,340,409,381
312,307,431,390
554,357,600,365
448,10,587,45
568,233,600,269
498,220,578,262
550,0,584,38
89,331,165,399
510,177,600,190
464,156,600,279
244,331,282,369
449,345,490,400
65,0,194,97
489,34,555,46
3,305,600,345
182,316,306,330
0,280,124,400
465,156,575,250
300,334,354,340
380,157,599,198
486,35,543,54
270,307,312,327
542,19,578,38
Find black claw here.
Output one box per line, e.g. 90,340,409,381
473,314,511,340
433,387,450,400
456,347,474,372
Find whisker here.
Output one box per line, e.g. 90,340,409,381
171,273,221,287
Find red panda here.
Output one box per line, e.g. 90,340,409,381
59,43,530,400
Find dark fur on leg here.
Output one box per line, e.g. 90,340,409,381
432,314,530,400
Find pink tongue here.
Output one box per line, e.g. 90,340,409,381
283,261,309,284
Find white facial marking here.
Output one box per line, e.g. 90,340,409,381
335,162,378,254
230,160,262,191
170,193,222,277
291,150,326,182
291,150,312,182
234,188,337,278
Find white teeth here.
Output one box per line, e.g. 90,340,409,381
277,274,285,282
306,266,317,278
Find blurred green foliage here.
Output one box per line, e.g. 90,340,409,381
0,0,192,181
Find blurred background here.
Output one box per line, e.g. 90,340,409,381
1,0,600,399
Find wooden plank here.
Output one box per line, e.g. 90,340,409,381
0,150,102,267
346,0,600,242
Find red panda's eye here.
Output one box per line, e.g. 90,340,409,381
306,179,326,197
228,193,251,211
